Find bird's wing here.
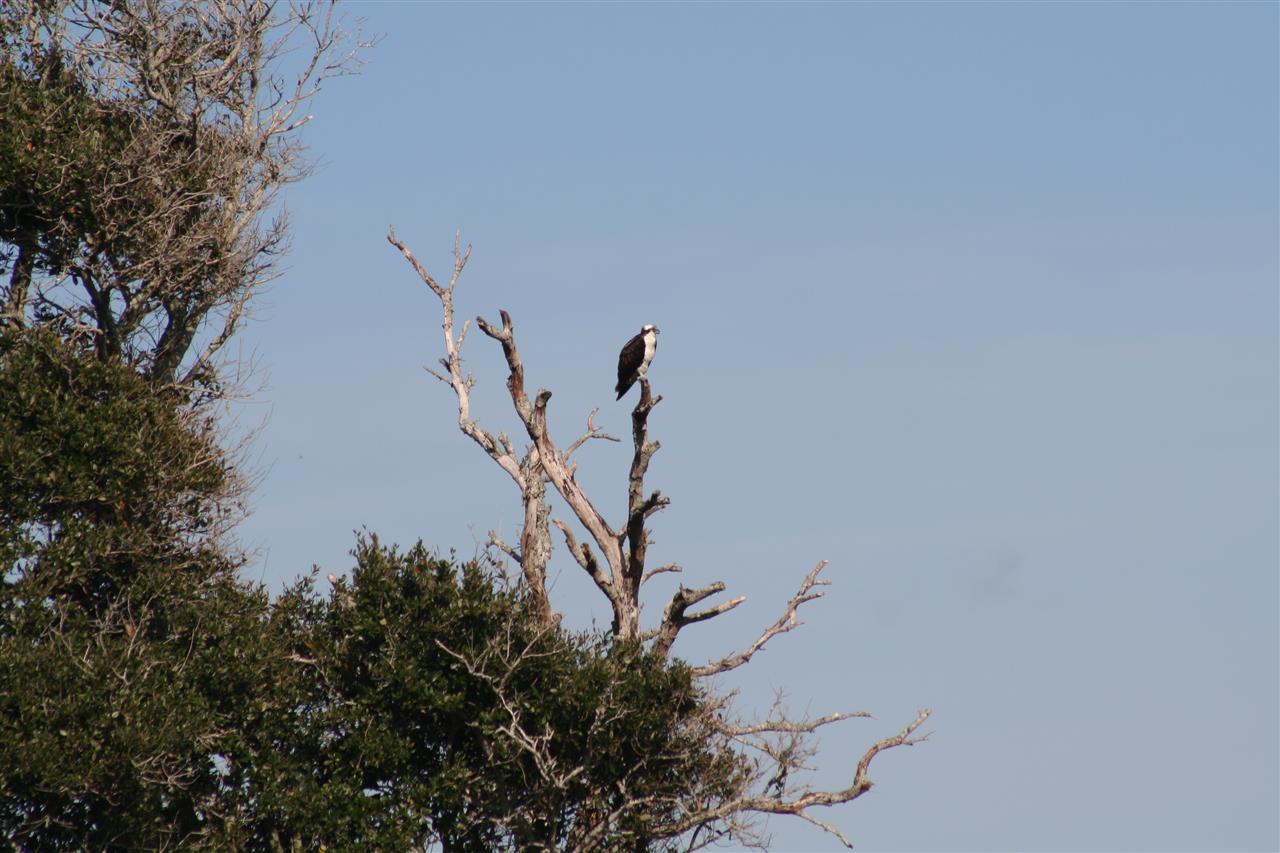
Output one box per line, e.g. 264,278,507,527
617,333,645,381
615,332,645,397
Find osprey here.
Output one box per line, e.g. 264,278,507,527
615,324,660,400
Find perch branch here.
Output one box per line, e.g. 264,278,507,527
476,310,635,631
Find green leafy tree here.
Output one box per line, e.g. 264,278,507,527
228,536,749,852
0,328,762,850
0,329,286,850
0,2,360,847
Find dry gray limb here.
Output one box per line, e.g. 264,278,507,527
391,236,829,654
690,560,831,678
486,532,520,564
671,707,933,849
623,380,669,595
474,309,654,636
551,517,617,609
565,407,620,462
387,229,555,627
649,583,745,660
642,562,682,585
721,709,872,738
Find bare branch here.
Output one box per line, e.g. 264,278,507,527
692,561,830,678
721,710,872,738
621,378,663,596
565,407,620,459
855,708,933,787
388,231,554,627
685,594,748,624
664,708,933,849
795,811,853,849
387,226,447,298
642,562,682,586
650,583,744,659
552,518,615,602
487,532,521,565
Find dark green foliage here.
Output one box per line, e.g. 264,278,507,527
0,52,98,290
231,537,748,851
0,329,233,610
0,329,278,850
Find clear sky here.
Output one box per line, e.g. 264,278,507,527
232,2,1278,850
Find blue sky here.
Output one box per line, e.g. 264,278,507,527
233,3,1278,850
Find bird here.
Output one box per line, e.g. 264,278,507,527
615,324,660,400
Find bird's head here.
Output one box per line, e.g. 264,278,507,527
642,324,660,335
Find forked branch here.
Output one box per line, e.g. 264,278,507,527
649,584,744,660
670,707,933,849
387,229,554,627
691,561,830,678
475,309,651,635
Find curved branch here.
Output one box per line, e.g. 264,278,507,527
641,562,681,586
664,708,933,848
551,518,614,602
565,407,620,459
692,561,830,678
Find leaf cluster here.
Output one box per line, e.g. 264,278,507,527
0,52,101,280
0,328,235,611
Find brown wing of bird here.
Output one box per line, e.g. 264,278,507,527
615,332,645,399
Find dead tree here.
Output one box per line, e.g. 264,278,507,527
388,230,931,847
387,229,742,643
